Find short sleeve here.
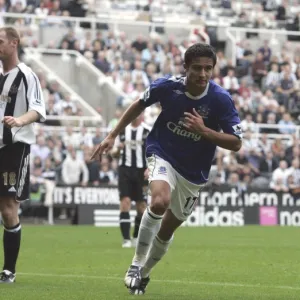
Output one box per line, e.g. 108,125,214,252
217,94,243,140
27,72,46,122
139,77,168,107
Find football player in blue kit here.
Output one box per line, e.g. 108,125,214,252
91,43,242,295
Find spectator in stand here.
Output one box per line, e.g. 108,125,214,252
276,71,296,110
259,152,278,174
80,31,92,52
32,156,43,171
84,151,100,186
31,136,51,162
79,127,93,148
227,172,247,193
93,31,106,50
223,68,239,94
257,133,271,155
265,63,280,91
42,157,56,182
287,175,300,198
59,29,77,50
216,50,228,77
276,0,287,21
99,156,116,185
131,34,147,52
131,60,150,87
286,145,300,166
252,52,267,88
261,112,279,134
237,41,254,76
52,138,64,164
62,126,80,148
258,40,272,65
61,146,89,186
270,177,289,192
92,128,104,146
238,78,251,98
141,42,156,64
270,160,289,191
241,113,256,132
261,90,279,109
94,51,110,74
108,109,123,131
67,0,88,18
278,113,296,134
49,0,62,15
211,66,223,86
280,63,297,82
286,159,300,185
271,138,285,158
48,80,63,103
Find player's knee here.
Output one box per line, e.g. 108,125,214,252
150,194,170,215
120,197,131,212
136,201,146,215
1,207,17,226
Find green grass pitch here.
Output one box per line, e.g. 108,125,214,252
0,226,300,300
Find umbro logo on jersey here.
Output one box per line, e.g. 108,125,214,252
173,90,184,95
8,186,16,192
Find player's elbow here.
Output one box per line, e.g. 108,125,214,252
232,139,242,152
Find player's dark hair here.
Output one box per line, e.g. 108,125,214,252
184,43,217,67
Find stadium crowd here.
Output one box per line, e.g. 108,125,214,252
28,27,300,202
2,0,297,203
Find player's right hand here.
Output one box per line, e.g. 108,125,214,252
90,135,115,161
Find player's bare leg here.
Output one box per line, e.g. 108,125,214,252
120,197,132,248
0,196,21,283
124,180,170,291
132,201,147,247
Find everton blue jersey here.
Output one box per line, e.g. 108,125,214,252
139,76,242,184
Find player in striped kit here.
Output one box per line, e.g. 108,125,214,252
0,27,46,283
112,113,150,248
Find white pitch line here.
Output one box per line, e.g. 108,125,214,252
18,272,300,291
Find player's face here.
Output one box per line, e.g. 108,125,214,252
185,57,214,89
0,31,17,60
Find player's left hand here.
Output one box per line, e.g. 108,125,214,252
183,108,206,134
2,116,23,128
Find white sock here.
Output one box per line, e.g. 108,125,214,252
141,235,173,278
132,207,163,267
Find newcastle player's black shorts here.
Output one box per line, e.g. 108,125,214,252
0,142,30,201
118,166,147,202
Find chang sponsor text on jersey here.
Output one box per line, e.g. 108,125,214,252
139,75,242,184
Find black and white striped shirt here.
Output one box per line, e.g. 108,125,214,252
0,63,46,148
116,122,151,169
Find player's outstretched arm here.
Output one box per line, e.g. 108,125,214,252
91,99,145,161
2,110,40,128
184,108,242,152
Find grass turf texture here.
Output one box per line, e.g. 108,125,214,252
0,226,299,300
